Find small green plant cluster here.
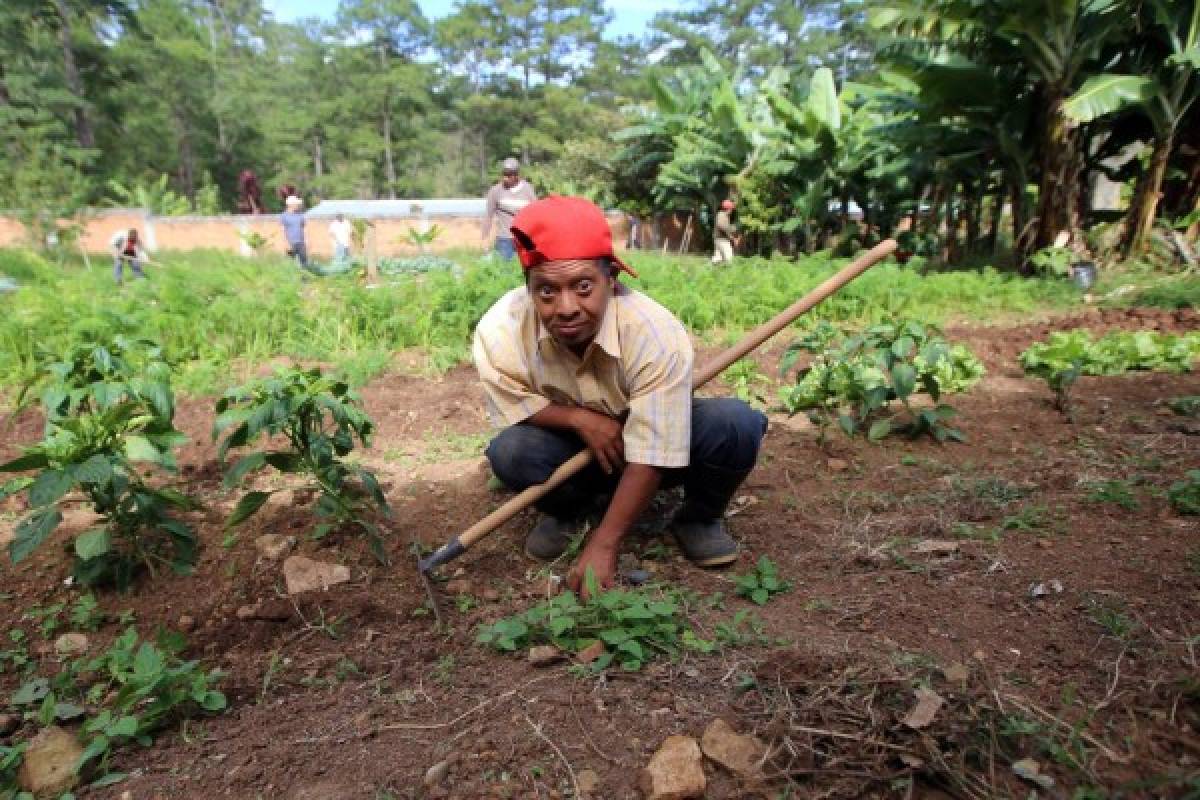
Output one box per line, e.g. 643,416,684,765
781,320,985,442
1020,329,1200,420
733,556,792,605
1028,245,1074,278
476,577,687,672
403,223,443,252
3,628,225,792
1168,396,1200,417
214,366,391,562
2,331,195,588
1168,470,1200,515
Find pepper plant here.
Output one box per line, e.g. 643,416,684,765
0,402,196,588
17,333,175,430
214,367,391,563
781,320,985,443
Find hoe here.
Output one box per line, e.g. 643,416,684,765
414,239,898,623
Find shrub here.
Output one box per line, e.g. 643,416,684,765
781,320,985,442
0,402,196,588
214,367,391,562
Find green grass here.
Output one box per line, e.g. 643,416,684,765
0,247,1082,399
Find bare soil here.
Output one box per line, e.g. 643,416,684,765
2,307,1198,799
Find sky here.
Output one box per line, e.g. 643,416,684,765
262,0,686,40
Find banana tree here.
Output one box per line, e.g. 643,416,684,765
762,67,844,252
1063,0,1198,254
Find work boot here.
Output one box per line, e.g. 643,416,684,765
671,464,750,567
524,514,577,561
672,518,738,566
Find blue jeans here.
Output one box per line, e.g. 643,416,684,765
486,398,768,520
113,255,145,283
288,241,308,267
494,237,516,261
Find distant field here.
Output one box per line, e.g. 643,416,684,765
0,247,1083,398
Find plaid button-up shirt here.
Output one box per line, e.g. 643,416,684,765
473,283,694,468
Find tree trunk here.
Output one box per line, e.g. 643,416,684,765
1124,129,1174,256
313,133,324,179
378,44,396,198
1034,96,1077,253
174,108,195,199
53,0,94,150
1011,180,1030,273
965,181,983,254
985,191,1004,254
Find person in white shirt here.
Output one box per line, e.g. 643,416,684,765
329,213,353,262
110,228,148,284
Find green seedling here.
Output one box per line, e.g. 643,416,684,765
1085,480,1140,511
214,366,391,563
1168,396,1200,417
477,573,689,672
733,556,792,605
1169,471,1200,515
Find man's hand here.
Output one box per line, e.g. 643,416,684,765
571,408,624,475
566,537,618,601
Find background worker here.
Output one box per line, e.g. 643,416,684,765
329,213,353,262
712,199,739,265
481,157,537,261
281,195,308,268
110,228,148,284
473,196,768,598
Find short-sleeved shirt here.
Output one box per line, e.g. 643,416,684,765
714,210,736,241
281,211,306,245
484,181,537,240
329,219,352,247
473,284,694,468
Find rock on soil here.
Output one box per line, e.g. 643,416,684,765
700,718,765,776
255,533,296,561
17,725,82,796
235,599,293,621
639,735,706,800
423,759,450,787
901,688,945,730
576,641,606,664
577,768,600,795
528,645,565,667
53,633,89,655
283,556,351,595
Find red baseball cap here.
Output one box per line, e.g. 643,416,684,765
510,196,638,278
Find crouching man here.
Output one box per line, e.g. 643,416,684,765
473,196,767,597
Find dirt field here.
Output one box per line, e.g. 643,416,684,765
2,307,1198,799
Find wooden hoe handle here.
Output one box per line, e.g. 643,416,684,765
418,239,898,573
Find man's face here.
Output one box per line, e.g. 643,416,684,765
502,170,519,188
527,259,614,354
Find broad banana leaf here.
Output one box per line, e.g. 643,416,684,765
1063,74,1156,122
807,67,841,135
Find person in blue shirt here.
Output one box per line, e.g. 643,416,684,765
280,195,308,267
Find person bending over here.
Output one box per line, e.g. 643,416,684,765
473,196,767,597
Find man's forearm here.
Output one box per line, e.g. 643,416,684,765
591,463,661,549
526,403,582,432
